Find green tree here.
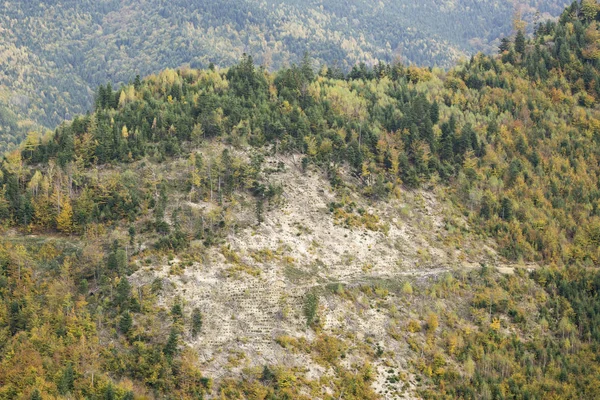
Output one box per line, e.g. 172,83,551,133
128,226,136,246
499,37,511,53
439,118,456,163
164,328,179,359
191,308,203,337
119,312,132,335
515,30,526,54
300,52,315,82
303,292,319,327
115,278,131,309
171,303,183,322
256,197,264,225
57,363,75,395
105,384,115,400
500,197,513,221
430,100,440,124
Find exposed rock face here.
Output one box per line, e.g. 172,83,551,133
131,155,511,398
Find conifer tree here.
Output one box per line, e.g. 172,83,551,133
119,312,132,334
515,30,526,54
191,308,203,338
499,37,511,53
164,328,179,359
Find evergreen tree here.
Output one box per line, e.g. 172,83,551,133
303,292,319,326
171,303,183,321
104,83,114,109
119,312,132,335
439,117,456,163
430,100,440,124
191,308,203,337
134,74,142,90
57,363,75,395
105,384,115,400
256,197,264,225
500,197,514,221
96,85,106,109
164,328,179,359
128,226,136,246
300,52,314,82
499,37,512,53
115,277,131,308
515,30,526,55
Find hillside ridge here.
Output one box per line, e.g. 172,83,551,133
2,2,600,399
0,0,570,153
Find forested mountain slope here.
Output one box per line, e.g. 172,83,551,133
0,0,570,154
2,1,600,399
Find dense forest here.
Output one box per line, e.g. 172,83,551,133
0,0,570,154
2,1,600,399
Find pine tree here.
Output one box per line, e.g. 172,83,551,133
303,292,318,326
261,365,276,384
500,197,513,221
128,226,136,246
105,384,115,400
300,52,314,82
58,363,75,395
9,300,24,335
515,30,526,55
499,37,511,53
119,312,132,334
116,248,127,271
104,83,114,109
115,277,131,308
256,197,264,225
96,85,106,109
221,148,234,196
439,118,456,163
430,101,440,124
134,74,142,90
164,328,179,359
191,308,203,337
171,303,183,321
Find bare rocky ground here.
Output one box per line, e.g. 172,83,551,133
131,155,518,398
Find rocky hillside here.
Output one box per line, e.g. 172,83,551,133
2,2,600,398
129,151,519,399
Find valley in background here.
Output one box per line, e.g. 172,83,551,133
0,0,570,154
1,1,600,400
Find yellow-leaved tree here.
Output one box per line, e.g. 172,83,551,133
56,200,74,234
583,22,600,61
582,0,600,21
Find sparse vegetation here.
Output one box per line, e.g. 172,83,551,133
2,2,600,398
